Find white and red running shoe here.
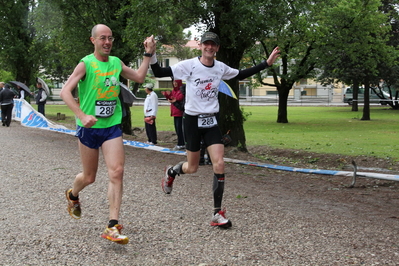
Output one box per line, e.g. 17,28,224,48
161,165,175,194
210,209,232,228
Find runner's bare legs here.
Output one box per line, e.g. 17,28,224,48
72,136,124,221
101,136,125,221
71,142,99,197
206,144,225,174
183,143,224,174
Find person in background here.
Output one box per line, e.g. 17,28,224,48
35,81,47,116
60,24,155,244
164,79,185,150
18,86,25,99
0,84,16,127
150,31,280,228
143,83,158,145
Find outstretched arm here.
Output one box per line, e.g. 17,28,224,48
236,46,280,80
121,35,156,83
151,61,173,77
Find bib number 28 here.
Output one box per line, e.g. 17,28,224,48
95,100,116,118
198,115,217,128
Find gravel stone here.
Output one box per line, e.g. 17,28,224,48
1,124,399,265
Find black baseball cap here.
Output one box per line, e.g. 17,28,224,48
200,32,220,45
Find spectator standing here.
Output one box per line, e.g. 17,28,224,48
18,87,26,99
143,83,158,145
0,84,16,127
35,81,47,116
165,79,185,150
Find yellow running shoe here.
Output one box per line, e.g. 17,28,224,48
65,188,81,219
101,224,129,244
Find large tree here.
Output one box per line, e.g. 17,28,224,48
0,0,37,84
123,0,282,150
316,0,396,119
371,0,399,109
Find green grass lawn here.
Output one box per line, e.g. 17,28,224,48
242,106,399,160
45,104,399,160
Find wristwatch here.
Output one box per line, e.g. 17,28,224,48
143,52,153,57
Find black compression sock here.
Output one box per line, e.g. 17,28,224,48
213,173,225,214
108,220,119,228
69,191,79,201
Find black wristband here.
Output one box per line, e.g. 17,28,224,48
143,52,153,57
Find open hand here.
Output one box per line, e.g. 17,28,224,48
267,46,281,66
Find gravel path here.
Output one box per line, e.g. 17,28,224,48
2,123,399,265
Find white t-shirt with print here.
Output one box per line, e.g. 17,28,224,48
144,91,158,117
171,57,239,116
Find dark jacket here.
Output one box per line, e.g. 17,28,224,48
35,88,47,104
0,87,16,105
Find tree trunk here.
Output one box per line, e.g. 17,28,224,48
352,80,359,112
361,81,370,121
219,80,247,151
276,79,294,123
122,104,133,135
277,88,289,123
215,36,247,150
121,79,134,135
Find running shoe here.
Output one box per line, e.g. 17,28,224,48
65,188,81,219
173,145,186,151
161,165,175,194
210,209,232,228
101,224,129,244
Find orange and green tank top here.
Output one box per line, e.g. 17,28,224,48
77,53,122,128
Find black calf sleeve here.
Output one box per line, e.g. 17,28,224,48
213,173,225,212
173,161,185,174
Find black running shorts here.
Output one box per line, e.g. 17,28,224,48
183,113,223,152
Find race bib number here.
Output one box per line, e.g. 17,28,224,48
198,114,217,128
95,100,116,118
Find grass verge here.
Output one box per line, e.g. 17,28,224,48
44,104,399,160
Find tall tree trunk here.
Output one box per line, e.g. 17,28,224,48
122,104,133,135
219,80,247,151
216,37,247,150
352,80,360,112
121,79,134,135
361,80,371,121
276,82,292,123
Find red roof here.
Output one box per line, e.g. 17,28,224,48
185,40,200,49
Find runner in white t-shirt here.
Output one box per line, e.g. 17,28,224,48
150,32,280,228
